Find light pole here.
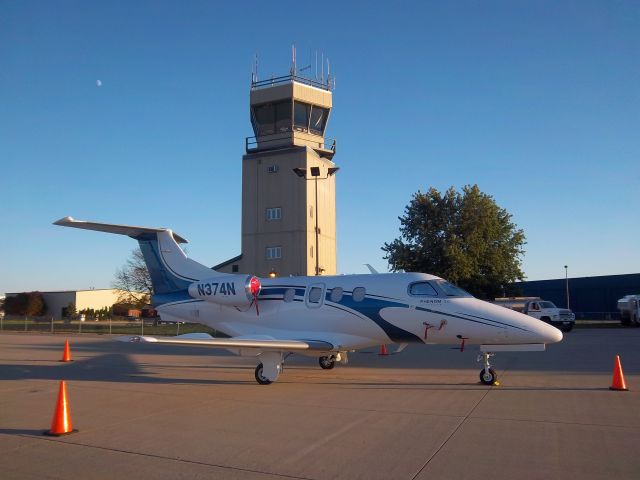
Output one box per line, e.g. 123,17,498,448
293,166,339,275
564,265,570,309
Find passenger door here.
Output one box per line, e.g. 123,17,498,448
305,283,326,309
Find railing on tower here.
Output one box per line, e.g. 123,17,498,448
246,133,336,154
251,74,332,91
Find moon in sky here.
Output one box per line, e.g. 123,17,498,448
96,80,102,87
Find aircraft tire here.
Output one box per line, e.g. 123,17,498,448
479,368,497,386
319,356,336,370
254,363,273,385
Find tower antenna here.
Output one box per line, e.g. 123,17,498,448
291,44,297,76
327,58,330,85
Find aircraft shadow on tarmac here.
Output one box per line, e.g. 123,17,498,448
0,353,249,385
6,331,640,381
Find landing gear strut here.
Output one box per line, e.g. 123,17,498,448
478,352,498,385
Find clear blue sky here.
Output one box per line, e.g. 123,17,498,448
1,0,638,294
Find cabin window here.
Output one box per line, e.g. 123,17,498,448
330,287,343,302
352,287,366,302
408,282,438,296
432,279,472,297
284,288,295,303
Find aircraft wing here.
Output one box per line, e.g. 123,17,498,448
118,333,334,351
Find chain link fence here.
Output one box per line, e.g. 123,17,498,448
0,315,217,336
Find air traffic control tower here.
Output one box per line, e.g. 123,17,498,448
214,69,338,277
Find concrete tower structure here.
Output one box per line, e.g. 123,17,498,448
215,69,338,277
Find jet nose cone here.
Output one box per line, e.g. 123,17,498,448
540,323,563,344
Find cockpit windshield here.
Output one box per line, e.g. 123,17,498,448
432,280,473,297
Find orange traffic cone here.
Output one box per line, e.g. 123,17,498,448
610,355,629,391
379,344,388,356
44,381,77,436
60,339,73,362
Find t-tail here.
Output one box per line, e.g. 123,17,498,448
53,217,216,297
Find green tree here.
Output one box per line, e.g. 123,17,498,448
382,185,526,299
112,248,152,307
66,302,77,319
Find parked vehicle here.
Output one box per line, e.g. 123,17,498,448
493,297,575,332
617,294,640,326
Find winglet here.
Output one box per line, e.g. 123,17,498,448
364,264,379,274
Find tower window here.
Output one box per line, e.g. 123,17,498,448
253,100,291,136
255,103,275,135
275,101,292,133
266,207,282,221
293,101,328,135
267,165,279,173
266,246,282,260
309,106,328,134
232,265,239,273
294,102,310,132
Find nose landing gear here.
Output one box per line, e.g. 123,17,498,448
319,355,336,370
478,352,498,385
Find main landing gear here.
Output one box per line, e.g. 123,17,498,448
478,351,498,385
254,352,345,384
254,351,283,385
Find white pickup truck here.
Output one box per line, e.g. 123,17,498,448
617,294,640,326
493,297,575,332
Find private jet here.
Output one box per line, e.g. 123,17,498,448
54,217,563,385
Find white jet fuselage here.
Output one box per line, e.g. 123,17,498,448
157,272,562,352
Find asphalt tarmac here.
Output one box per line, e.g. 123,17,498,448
1,329,639,479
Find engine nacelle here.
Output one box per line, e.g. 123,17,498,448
188,275,261,307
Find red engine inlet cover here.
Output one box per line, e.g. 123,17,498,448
247,276,261,298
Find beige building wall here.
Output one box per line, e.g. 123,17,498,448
235,147,336,277
9,289,128,318
216,78,337,278
75,289,123,311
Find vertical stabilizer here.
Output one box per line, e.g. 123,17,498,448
53,217,218,294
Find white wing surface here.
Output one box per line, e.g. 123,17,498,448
119,333,334,351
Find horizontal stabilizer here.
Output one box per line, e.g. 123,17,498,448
118,335,334,351
53,216,188,244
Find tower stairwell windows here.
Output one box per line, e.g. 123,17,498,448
266,207,282,221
